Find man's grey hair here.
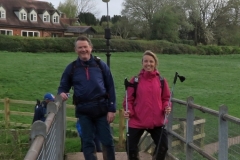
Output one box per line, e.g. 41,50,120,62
74,36,93,47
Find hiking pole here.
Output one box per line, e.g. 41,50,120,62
124,78,130,159
155,72,185,159
165,72,185,121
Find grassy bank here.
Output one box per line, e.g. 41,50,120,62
0,51,239,116
0,51,239,156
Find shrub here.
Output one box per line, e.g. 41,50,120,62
0,35,239,55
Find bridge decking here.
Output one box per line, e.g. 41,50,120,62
66,152,152,160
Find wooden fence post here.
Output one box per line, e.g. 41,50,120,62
4,98,10,128
118,109,125,148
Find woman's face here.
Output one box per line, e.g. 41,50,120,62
142,55,156,72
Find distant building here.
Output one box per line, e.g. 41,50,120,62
0,0,97,37
60,13,96,37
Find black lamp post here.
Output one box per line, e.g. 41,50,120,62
102,0,111,67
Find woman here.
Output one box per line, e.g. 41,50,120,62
123,50,171,160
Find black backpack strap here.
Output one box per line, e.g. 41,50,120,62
93,56,107,89
159,75,164,96
94,56,103,71
69,60,77,87
132,75,164,98
132,76,139,98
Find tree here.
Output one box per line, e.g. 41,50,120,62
212,0,240,45
100,15,111,26
121,0,163,37
57,0,77,18
151,5,181,41
185,0,232,45
78,12,97,25
111,16,132,39
74,0,99,16
111,15,122,24
121,0,185,40
58,0,99,19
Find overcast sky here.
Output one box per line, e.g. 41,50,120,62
43,0,124,18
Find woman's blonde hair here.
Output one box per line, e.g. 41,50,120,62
142,50,158,67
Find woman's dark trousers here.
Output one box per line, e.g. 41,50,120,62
126,127,168,160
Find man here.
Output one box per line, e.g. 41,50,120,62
58,36,116,160
32,93,55,123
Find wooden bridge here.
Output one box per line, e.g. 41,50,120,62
65,152,151,160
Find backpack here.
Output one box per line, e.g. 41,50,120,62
132,75,164,98
34,99,41,110
68,56,108,105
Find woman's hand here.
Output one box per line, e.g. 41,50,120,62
165,106,171,115
123,110,131,119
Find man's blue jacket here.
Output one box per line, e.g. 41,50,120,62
57,55,116,113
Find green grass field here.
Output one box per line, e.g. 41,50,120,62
0,51,240,157
0,51,239,116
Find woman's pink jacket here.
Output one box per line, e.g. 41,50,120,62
123,69,171,129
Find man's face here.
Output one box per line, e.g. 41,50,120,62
75,40,92,61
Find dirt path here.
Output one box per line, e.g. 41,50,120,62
203,135,240,155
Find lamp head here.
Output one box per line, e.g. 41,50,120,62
102,0,110,2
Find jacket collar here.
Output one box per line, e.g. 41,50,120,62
139,69,160,79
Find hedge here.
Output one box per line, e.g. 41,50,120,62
0,35,239,55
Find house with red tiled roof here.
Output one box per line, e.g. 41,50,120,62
0,0,97,37
0,0,65,37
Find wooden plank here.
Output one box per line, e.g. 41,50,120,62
0,121,31,128
9,99,35,105
193,119,206,125
172,140,181,147
10,111,34,116
172,124,180,130
4,98,10,127
66,117,77,121
193,133,206,140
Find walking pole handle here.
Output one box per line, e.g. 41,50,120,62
124,78,129,90
173,72,178,85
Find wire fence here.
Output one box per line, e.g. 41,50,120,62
167,97,240,160
138,96,240,160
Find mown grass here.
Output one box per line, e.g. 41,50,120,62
0,51,239,115
0,51,240,157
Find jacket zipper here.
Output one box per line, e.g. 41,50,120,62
85,67,89,80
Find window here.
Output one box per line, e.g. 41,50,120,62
43,15,50,22
53,16,59,23
20,12,27,20
0,29,13,36
0,10,5,18
22,31,39,37
30,13,37,21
